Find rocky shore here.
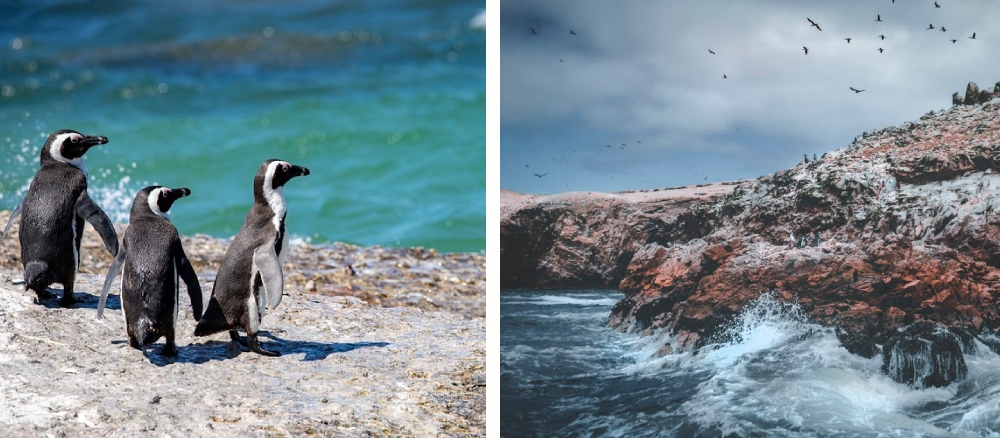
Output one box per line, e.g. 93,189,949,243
0,212,485,436
501,83,1000,388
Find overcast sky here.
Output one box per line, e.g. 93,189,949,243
500,0,1000,194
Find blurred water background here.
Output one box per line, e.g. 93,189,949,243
0,0,486,253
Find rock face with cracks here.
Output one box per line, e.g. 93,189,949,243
609,98,1000,387
500,185,739,288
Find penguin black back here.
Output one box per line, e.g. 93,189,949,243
12,129,118,306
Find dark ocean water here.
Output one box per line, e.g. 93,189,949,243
501,289,1000,437
0,0,485,253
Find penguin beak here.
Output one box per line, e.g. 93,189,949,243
290,165,310,178
83,135,109,147
168,187,192,200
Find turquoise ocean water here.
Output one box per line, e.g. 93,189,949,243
0,0,485,253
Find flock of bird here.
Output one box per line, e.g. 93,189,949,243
703,1,979,93
518,1,983,186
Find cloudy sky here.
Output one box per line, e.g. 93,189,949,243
500,0,1000,194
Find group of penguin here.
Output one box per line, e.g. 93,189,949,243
0,129,310,357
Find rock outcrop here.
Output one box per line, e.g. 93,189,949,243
500,185,739,288
955,81,1000,106
611,93,1000,387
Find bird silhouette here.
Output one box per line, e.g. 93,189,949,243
525,164,529,167
605,145,612,148
708,49,716,54
880,34,886,40
941,27,947,32
845,38,852,43
620,146,625,150
534,173,547,178
636,140,641,143
876,14,882,22
878,47,884,53
850,87,865,93
723,74,727,79
560,59,564,62
807,18,822,31
970,32,977,39
531,28,537,35
569,30,577,35
928,24,935,30
803,46,809,54
950,39,957,43
935,1,940,8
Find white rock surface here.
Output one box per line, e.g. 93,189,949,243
0,271,485,436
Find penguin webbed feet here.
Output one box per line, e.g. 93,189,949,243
59,292,79,307
159,343,178,357
229,330,249,347
229,330,281,356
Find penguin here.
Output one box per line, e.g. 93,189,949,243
1,129,119,306
194,159,310,356
97,186,203,356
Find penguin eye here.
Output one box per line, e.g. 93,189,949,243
70,136,79,144
282,163,290,172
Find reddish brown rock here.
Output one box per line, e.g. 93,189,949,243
500,185,738,288
609,94,1000,386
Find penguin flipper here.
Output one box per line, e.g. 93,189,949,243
175,245,203,321
1,198,22,244
75,191,119,257
97,247,126,319
253,245,284,310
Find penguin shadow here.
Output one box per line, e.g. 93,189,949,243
140,332,389,366
32,287,120,311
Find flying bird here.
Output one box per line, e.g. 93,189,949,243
620,146,625,150
807,18,822,31
723,74,727,79
935,1,940,7
880,34,886,40
941,27,947,32
876,14,882,22
636,140,641,143
534,173,547,178
802,46,809,54
569,30,577,35
928,24,934,30
605,145,612,148
850,87,865,93
525,164,529,167
878,47,884,53
560,59,564,62
950,39,957,43
970,32,977,39
845,38,852,43
531,28,537,35
708,49,716,54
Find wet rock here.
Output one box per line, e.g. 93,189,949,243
881,321,967,388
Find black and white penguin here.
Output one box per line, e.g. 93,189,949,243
194,159,310,356
0,129,119,306
97,186,203,356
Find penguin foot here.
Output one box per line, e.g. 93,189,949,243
59,293,79,307
30,289,56,303
159,344,178,357
229,330,248,347
129,337,141,350
248,334,281,357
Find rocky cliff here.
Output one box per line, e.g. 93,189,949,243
609,94,1000,387
500,185,739,288
501,83,1000,387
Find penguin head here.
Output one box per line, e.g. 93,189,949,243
134,186,191,219
41,129,109,170
255,159,310,200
